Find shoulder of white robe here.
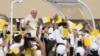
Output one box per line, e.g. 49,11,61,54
25,14,31,20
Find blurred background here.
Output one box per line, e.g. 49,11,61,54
0,0,100,27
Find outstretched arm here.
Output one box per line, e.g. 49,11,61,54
84,20,93,32
35,37,46,56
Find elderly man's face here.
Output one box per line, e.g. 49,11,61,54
31,10,37,18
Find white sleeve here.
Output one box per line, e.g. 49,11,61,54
21,15,30,27
96,35,100,44
54,29,63,43
54,29,60,37
48,27,53,34
67,20,72,24
19,39,24,47
69,34,75,47
21,19,25,27
58,26,63,34
24,16,29,24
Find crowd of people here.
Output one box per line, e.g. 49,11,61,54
0,9,100,56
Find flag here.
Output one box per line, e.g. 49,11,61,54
46,16,51,23
83,36,91,46
62,27,69,38
75,23,83,31
42,16,51,23
9,47,19,54
25,48,31,55
68,21,76,29
90,28,99,37
56,16,62,23
0,19,6,31
70,22,76,29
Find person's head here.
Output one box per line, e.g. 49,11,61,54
26,33,31,37
84,30,89,34
31,9,37,18
0,32,3,38
42,26,49,33
78,40,82,47
13,34,22,43
76,53,81,56
6,53,16,56
91,50,98,56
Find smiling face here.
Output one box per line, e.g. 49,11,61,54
31,10,37,19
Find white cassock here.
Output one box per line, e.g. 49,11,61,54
36,50,42,56
74,35,82,48
69,33,76,51
48,27,56,40
98,45,100,56
96,35,100,55
0,38,5,56
54,29,67,56
10,38,24,52
0,49,5,56
21,15,38,37
75,46,85,56
69,33,82,51
58,26,63,36
89,36,98,51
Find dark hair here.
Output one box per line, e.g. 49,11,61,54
91,51,98,56
13,34,22,43
78,40,82,47
17,22,20,31
21,27,25,31
27,33,31,37
42,27,45,30
6,53,16,56
6,31,10,34
0,32,3,38
70,47,74,56
58,22,67,27
42,26,49,30
84,30,89,33
76,53,81,56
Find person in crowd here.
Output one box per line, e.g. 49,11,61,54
1,12,100,56
21,9,39,38
53,23,70,56
74,41,85,56
0,32,5,56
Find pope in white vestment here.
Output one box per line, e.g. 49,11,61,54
21,10,38,37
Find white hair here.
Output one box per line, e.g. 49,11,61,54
31,9,37,11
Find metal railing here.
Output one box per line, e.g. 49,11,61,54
47,0,79,3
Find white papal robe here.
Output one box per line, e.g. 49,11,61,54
21,15,38,37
